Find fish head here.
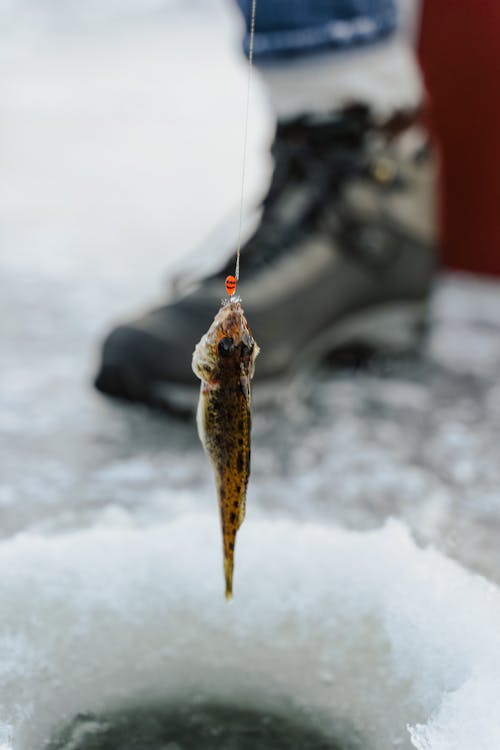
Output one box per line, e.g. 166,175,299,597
192,301,259,386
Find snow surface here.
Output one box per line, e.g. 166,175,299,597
2,2,500,749
1,517,500,749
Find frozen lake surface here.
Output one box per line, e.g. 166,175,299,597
2,517,500,750
1,2,500,749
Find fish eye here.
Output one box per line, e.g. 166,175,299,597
218,337,235,356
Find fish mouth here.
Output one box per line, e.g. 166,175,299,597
192,301,258,386
213,301,253,348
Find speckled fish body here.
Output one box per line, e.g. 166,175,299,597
192,300,259,599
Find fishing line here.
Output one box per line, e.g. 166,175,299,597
234,0,257,284
194,0,260,599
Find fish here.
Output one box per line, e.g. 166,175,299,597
192,299,259,599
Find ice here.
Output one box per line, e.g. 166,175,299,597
0,515,499,749
409,677,500,750
2,2,500,749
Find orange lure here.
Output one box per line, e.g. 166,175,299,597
225,275,237,297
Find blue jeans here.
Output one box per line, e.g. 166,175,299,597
235,0,397,59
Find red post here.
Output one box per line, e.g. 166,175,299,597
418,0,500,276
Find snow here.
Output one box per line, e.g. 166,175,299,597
0,516,499,749
409,677,500,750
2,2,500,749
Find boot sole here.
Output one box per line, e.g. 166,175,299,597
151,299,429,414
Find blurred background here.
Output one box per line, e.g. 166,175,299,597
1,1,500,746
2,0,500,572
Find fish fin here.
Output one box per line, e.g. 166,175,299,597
239,374,250,402
195,387,206,446
238,493,246,526
224,555,233,600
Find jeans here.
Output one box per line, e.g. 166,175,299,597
235,0,397,59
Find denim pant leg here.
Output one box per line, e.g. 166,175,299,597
235,0,397,59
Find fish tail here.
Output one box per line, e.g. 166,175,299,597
221,503,238,600
224,554,234,600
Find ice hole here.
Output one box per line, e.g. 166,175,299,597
47,703,351,750
0,516,499,750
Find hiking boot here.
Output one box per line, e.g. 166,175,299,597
94,105,436,413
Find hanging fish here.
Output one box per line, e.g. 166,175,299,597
192,285,259,599
192,0,258,599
